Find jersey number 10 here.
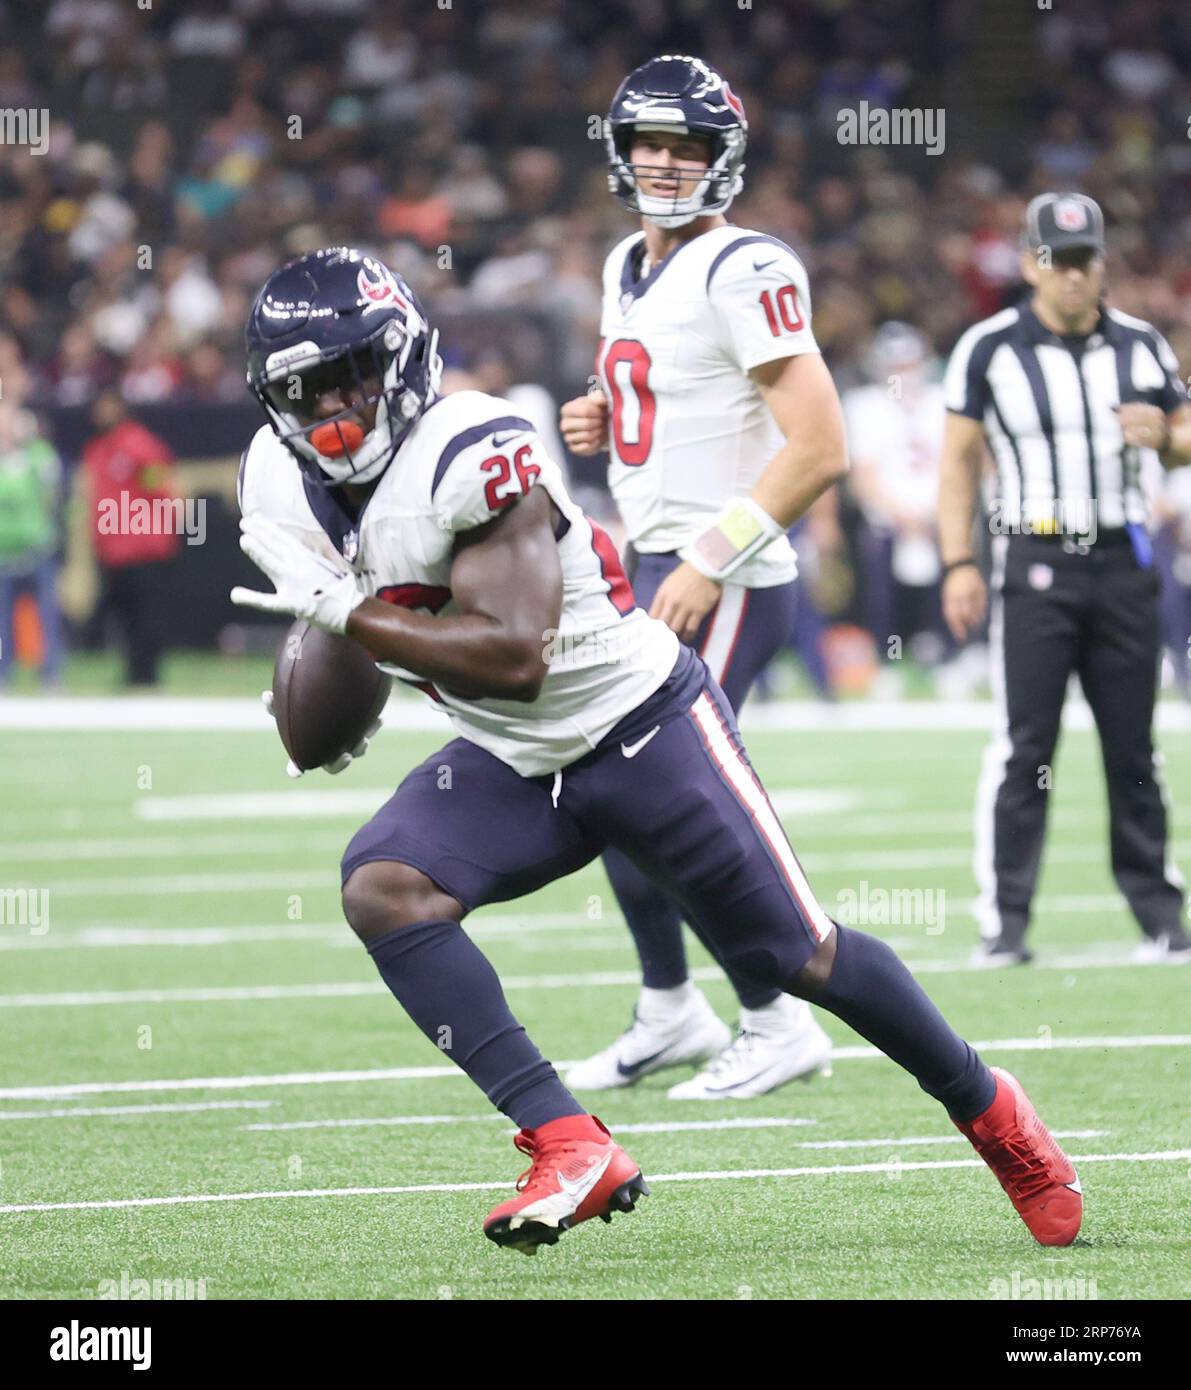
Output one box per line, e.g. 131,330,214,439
603,339,655,467
759,285,804,336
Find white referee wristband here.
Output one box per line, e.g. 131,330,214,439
680,498,786,582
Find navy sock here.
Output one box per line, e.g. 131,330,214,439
366,920,585,1131
810,926,996,1122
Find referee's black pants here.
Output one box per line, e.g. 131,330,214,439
978,531,1185,947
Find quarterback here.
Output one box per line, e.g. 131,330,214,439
232,244,1082,1254
561,56,832,1097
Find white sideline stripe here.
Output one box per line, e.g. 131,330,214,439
24,871,337,898
0,1068,473,1101
0,913,626,952
0,969,715,1008
4,695,1191,733
0,925,346,952
135,789,395,822
242,1113,1103,1144
0,1148,1184,1216
128,785,864,824
0,832,350,862
4,1036,1187,1101
0,905,1152,954
4,939,1189,1007
27,843,1191,898
241,1115,821,1134
0,1101,273,1121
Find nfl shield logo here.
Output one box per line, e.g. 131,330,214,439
1054,200,1088,231
620,292,634,313
344,530,359,562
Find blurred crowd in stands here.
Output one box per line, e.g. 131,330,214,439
2,0,1191,693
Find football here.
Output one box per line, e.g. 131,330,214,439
271,619,392,772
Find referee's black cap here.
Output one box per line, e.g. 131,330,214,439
1023,192,1106,254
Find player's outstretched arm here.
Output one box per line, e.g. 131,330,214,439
345,485,563,703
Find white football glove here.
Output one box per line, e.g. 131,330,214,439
231,514,364,634
261,689,382,779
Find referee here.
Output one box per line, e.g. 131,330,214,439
938,191,1191,965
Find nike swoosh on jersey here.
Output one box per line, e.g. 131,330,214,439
556,1152,613,1203
490,429,524,447
621,725,662,758
752,257,779,272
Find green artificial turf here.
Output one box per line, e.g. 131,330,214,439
0,704,1188,1299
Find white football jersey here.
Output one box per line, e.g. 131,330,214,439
598,223,819,587
239,390,680,776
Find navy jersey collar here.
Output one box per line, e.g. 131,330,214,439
297,395,448,556
619,229,707,304
301,474,366,557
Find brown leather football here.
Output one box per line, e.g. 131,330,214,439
271,620,392,772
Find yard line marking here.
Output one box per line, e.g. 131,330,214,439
134,790,398,822
0,983,388,1008
803,843,1191,872
826,1034,1191,1059
0,833,351,862
3,1037,1187,1101
0,1067,477,1100
242,1114,508,1131
20,847,1191,897
0,1148,1183,1215
242,1115,1105,1144
241,1115,819,1134
24,871,338,898
0,914,626,953
0,925,347,952
792,1128,1106,1149
3,941,1187,1008
130,786,871,824
4,694,1190,733
0,1101,274,1121
0,969,713,1008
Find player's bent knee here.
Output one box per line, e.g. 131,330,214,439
786,929,839,999
341,859,462,944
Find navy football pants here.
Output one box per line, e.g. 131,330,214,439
342,645,832,996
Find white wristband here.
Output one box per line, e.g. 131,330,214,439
680,498,785,581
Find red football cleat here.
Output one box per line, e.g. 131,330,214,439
955,1067,1083,1246
483,1114,648,1255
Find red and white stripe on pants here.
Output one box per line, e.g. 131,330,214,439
697,584,750,686
688,688,835,943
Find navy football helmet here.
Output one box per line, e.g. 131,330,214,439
605,55,748,228
245,246,442,485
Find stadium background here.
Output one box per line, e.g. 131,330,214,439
3,0,1191,689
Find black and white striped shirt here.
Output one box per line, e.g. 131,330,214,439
944,301,1187,530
